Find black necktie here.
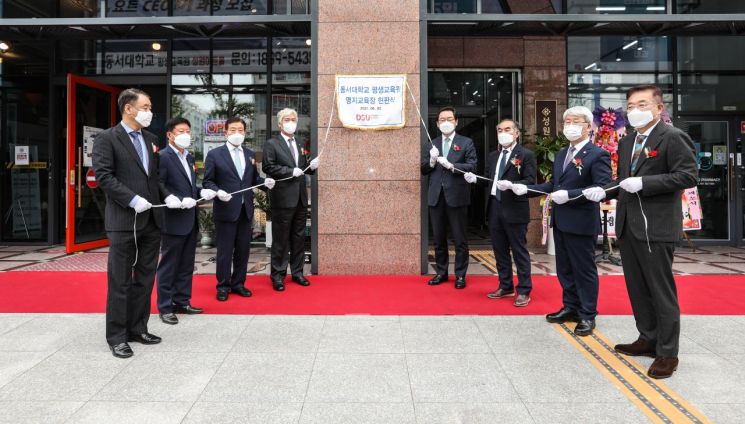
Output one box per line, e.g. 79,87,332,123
495,150,509,201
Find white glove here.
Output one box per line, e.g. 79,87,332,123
200,188,217,200
551,190,569,205
292,167,304,177
582,186,606,202
264,178,276,189
620,177,643,194
180,197,197,209
164,195,182,209
496,180,513,191
309,157,319,170
437,156,454,170
429,146,439,160
216,190,232,202
133,197,152,213
511,184,528,196
464,172,477,184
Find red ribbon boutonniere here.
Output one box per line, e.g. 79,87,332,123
573,158,583,175
453,144,461,152
302,148,310,156
645,148,658,158
510,157,522,173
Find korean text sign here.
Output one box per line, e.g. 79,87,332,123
336,75,406,130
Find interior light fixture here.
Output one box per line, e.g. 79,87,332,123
305,39,311,46
0,42,9,51
622,40,638,50
595,6,626,11
152,42,162,51
584,62,597,70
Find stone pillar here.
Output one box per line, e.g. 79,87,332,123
316,1,421,274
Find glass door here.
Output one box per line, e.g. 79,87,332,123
681,118,732,243
65,74,120,253
735,117,745,244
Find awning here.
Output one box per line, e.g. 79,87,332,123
428,13,745,37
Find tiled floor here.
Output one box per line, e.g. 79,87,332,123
3,242,745,276
0,314,743,423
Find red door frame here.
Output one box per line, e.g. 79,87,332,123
65,74,120,253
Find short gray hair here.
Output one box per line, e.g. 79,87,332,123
562,106,593,125
277,108,298,122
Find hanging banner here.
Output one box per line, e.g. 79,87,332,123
336,74,406,130
682,187,703,231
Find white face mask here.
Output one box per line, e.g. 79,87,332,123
173,133,191,149
227,133,244,146
627,108,655,129
439,121,455,135
562,124,584,142
282,121,297,135
498,133,514,147
133,110,153,128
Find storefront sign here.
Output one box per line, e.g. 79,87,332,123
108,0,260,16
82,126,104,168
14,145,29,166
336,75,406,130
535,100,557,137
101,48,309,74
740,121,745,134
204,120,227,142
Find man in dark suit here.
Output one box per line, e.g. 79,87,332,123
262,108,318,291
421,106,478,289
512,106,611,336
155,117,206,325
203,117,275,301
93,88,183,358
464,119,537,306
583,85,697,378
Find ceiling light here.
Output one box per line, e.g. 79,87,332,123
152,42,162,51
0,42,9,51
69,26,87,32
584,62,597,70
305,39,311,46
595,6,626,11
647,6,665,11
622,40,638,50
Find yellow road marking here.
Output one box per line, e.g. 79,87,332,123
554,324,711,424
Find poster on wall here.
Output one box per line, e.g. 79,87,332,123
336,75,406,130
9,145,42,239
82,126,104,167
14,146,29,166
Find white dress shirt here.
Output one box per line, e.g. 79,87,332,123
491,144,514,196
225,141,246,176
631,119,661,156
281,133,299,166
169,144,192,183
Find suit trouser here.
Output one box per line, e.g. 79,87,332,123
618,235,680,357
489,197,532,295
156,228,197,313
215,207,253,292
106,215,160,346
553,228,599,320
430,190,469,277
270,198,307,281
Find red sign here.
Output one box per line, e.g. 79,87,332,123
740,121,745,134
85,168,97,189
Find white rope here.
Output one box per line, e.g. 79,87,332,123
131,89,338,267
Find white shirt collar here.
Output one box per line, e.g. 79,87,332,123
499,142,516,155
570,138,591,153
169,144,188,157
225,142,242,151
638,119,661,139
281,133,295,143
442,132,456,141
120,120,139,136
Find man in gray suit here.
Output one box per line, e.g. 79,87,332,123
583,84,698,378
93,88,182,358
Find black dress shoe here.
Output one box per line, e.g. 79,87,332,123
232,287,252,297
159,313,178,325
128,333,162,345
615,339,656,357
454,276,466,289
216,290,229,301
173,304,203,314
574,319,596,336
545,307,580,324
291,275,311,286
272,280,285,291
110,342,133,358
427,274,448,285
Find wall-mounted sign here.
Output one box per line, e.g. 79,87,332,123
535,100,557,137
336,75,406,130
14,145,29,166
712,145,727,166
82,126,104,167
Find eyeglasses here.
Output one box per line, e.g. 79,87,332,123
437,118,456,123
626,102,658,111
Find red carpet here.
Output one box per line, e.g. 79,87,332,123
0,272,744,315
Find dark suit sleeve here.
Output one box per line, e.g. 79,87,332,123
452,139,477,173
515,149,537,186
92,132,138,208
641,130,698,196
202,150,219,192
421,143,435,175
262,139,294,179
158,151,171,194
568,149,611,203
